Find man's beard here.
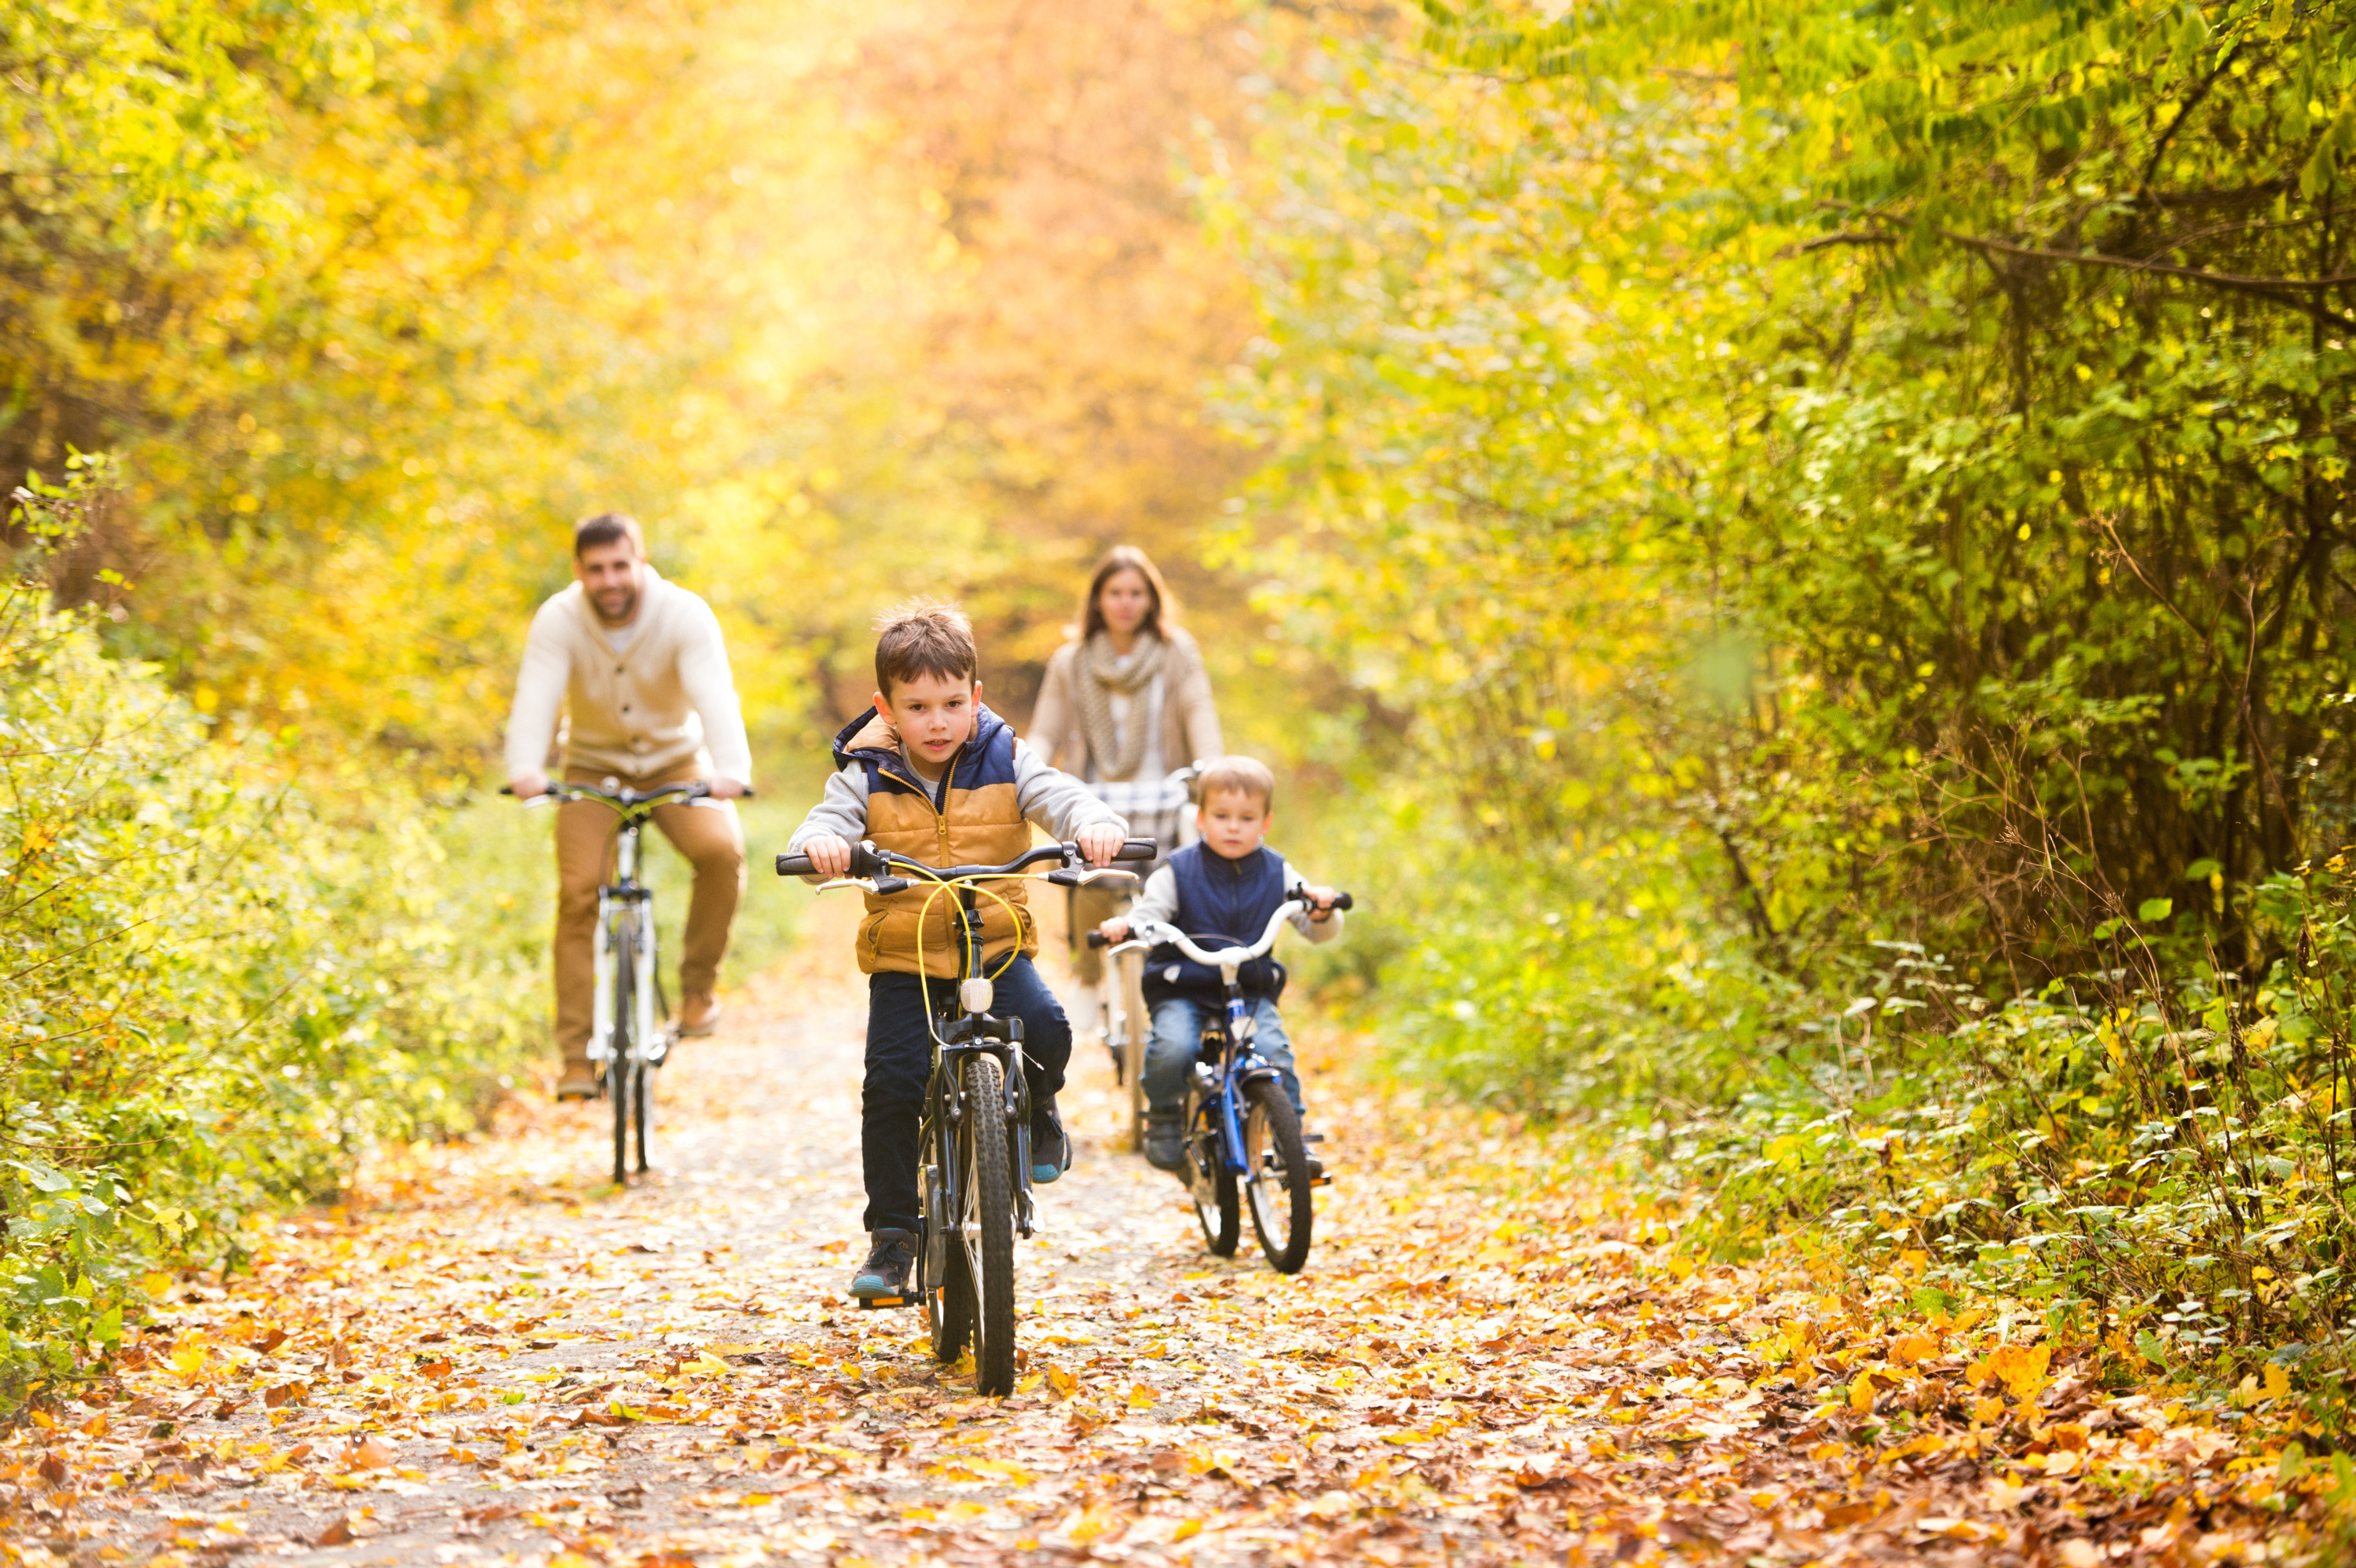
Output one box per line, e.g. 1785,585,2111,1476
591,586,638,624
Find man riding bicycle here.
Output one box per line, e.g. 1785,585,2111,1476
505,514,752,1101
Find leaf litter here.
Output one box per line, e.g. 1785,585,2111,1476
0,934,2337,1565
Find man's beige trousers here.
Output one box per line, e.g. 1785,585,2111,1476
553,762,745,1066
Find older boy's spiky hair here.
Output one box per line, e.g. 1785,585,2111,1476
874,598,978,696
1196,755,1276,810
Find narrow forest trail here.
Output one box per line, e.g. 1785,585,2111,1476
13,908,2316,1566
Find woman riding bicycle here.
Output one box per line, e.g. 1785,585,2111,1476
1027,546,1224,986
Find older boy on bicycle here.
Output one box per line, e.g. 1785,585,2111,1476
787,601,1126,1301
1097,755,1343,1176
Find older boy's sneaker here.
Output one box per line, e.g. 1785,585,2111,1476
850,1230,916,1299
1031,1099,1073,1185
679,994,723,1037
1144,1111,1184,1172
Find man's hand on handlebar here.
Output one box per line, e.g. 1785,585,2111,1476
800,833,856,878
706,777,748,801
1076,823,1125,868
507,769,551,801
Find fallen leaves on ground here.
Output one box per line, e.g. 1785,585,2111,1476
0,926,2337,1564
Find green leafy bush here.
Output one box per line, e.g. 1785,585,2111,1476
0,528,546,1394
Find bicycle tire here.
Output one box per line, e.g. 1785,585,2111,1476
1242,1080,1313,1274
1186,1089,1240,1256
611,927,635,1187
631,1054,653,1174
1119,948,1149,1153
924,1155,971,1364
961,1054,1019,1396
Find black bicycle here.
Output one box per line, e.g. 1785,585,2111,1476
510,779,734,1186
777,835,1153,1394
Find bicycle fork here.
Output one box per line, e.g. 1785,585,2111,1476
590,888,659,1068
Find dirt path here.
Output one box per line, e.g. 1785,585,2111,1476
8,911,2319,1566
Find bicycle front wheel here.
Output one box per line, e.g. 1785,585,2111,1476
611,928,636,1187
1243,1079,1313,1274
958,1054,1018,1396
1118,949,1149,1153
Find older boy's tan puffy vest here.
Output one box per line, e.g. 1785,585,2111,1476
833,708,1037,979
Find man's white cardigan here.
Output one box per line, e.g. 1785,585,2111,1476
503,564,754,785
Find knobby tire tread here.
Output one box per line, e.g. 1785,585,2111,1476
929,1139,972,1364
964,1054,1018,1396
1244,1080,1314,1274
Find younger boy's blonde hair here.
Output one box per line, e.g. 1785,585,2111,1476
1196,755,1275,810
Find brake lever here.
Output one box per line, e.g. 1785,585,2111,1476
814,875,911,895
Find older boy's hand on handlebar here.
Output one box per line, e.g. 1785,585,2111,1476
1302,883,1341,923
1077,823,1125,868
507,770,551,801
1097,916,1132,945
802,834,856,878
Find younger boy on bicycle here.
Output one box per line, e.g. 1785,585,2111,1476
788,601,1128,1301
1097,755,1343,1176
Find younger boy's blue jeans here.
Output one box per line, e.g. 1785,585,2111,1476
862,956,1071,1234
1143,996,1304,1119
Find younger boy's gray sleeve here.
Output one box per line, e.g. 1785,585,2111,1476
1272,855,1345,943
1129,864,1180,927
1012,740,1127,840
784,765,872,870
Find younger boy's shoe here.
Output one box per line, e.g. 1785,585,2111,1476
1144,1110,1184,1173
679,994,723,1037
1031,1099,1073,1185
850,1230,916,1300
555,1062,599,1102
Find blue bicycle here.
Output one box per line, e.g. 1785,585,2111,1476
1092,884,1351,1274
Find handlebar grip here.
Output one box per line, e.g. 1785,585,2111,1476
776,853,814,877
1085,931,1110,949
1332,891,1354,911
499,785,514,795
1116,838,1158,862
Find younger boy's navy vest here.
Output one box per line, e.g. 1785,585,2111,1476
1143,842,1289,1007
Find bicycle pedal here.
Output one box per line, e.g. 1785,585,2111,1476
1302,1132,1326,1143
1308,1175,1334,1188
852,1294,916,1310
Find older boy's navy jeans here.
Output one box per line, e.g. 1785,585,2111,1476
862,956,1071,1234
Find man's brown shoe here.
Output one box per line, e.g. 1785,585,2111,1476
555,1062,600,1102
679,995,723,1037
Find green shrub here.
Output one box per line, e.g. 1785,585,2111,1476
0,545,548,1394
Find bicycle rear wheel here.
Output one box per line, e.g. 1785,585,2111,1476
959,1054,1018,1395
611,930,636,1187
1185,1087,1239,1257
1242,1079,1313,1274
925,1154,971,1363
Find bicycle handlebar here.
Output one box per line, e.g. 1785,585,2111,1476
501,780,750,806
775,837,1158,881
1085,884,1355,956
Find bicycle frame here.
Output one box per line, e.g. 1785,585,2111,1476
1118,901,1309,1189
521,777,721,1185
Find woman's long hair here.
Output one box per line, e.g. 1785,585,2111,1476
1079,545,1178,641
